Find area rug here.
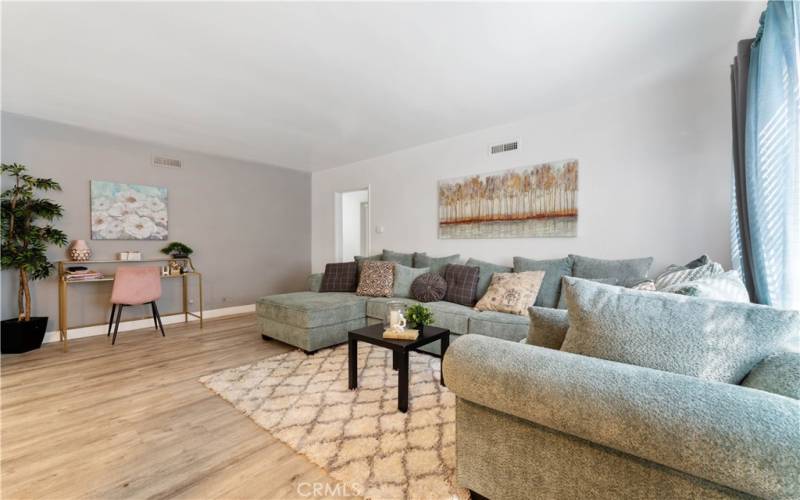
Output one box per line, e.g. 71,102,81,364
199,343,468,500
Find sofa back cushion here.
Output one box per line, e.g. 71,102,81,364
393,264,430,298
415,253,460,274
475,271,545,315
560,277,800,383
411,272,447,302
512,256,573,308
382,249,414,267
443,264,480,306
741,352,800,400
319,262,359,292
556,277,618,309
569,254,653,283
356,261,395,297
466,258,512,300
528,306,569,349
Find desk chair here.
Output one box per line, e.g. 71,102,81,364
108,267,165,345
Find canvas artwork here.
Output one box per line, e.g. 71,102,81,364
438,159,578,239
90,181,168,240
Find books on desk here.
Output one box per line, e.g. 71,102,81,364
64,270,105,282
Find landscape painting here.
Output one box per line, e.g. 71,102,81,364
90,181,168,240
438,159,578,239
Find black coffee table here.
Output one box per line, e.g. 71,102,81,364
347,323,450,413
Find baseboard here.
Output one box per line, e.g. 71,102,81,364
42,304,256,344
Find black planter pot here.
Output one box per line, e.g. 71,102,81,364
1,317,48,354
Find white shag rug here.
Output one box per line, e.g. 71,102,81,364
200,343,467,500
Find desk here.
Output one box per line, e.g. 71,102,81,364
57,258,203,351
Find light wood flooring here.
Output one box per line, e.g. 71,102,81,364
1,313,341,499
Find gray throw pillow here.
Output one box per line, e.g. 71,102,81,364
412,252,428,267
414,253,460,274
560,277,800,384
382,249,414,267
411,272,447,302
354,254,382,271
466,258,512,300
556,277,618,309
512,256,573,308
570,254,653,282
392,264,430,298
528,306,570,349
741,352,800,400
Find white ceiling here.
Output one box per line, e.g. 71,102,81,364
2,2,762,172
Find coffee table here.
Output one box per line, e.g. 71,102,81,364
347,323,450,413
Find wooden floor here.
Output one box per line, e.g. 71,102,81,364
1,313,341,499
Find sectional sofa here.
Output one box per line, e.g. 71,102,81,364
255,253,653,354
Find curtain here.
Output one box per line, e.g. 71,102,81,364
731,1,800,309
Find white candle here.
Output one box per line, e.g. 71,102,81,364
390,310,399,327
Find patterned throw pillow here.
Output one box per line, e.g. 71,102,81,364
661,270,750,303
629,280,657,291
654,261,724,290
476,271,546,315
443,264,480,307
356,261,395,297
319,262,358,292
411,272,447,302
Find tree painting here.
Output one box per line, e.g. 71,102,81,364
438,159,578,239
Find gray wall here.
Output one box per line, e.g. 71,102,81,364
1,112,311,329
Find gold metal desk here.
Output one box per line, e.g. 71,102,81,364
57,258,203,351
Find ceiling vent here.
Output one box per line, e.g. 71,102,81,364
490,141,518,155
152,156,182,169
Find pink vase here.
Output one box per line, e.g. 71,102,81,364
68,240,92,261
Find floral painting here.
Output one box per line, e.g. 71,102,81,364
438,159,578,239
90,181,168,240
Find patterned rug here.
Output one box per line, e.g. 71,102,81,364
200,343,467,500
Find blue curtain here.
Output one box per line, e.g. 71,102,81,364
733,1,800,309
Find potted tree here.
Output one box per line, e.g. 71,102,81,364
160,241,193,259
1,163,67,353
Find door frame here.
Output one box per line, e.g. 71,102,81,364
334,186,371,262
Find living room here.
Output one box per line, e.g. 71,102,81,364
1,1,798,499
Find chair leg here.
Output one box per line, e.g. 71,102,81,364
151,302,159,331
152,301,165,337
112,304,124,345
108,304,117,336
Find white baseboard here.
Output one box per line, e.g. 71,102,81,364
43,304,256,344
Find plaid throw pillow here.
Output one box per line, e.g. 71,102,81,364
319,262,358,292
357,261,395,297
443,264,480,306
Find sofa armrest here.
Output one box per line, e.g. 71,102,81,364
443,335,800,499
742,351,800,400
307,273,323,292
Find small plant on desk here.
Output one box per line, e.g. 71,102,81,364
405,304,434,332
160,241,193,259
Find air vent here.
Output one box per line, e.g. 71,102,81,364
152,156,182,169
490,141,518,155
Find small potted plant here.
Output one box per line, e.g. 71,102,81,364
1,163,68,353
405,304,434,333
160,241,193,259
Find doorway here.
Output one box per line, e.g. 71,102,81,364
335,188,370,262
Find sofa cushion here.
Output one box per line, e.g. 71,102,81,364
655,261,725,290
428,301,478,334
570,254,654,283
256,292,366,329
443,264,480,307
741,352,800,400
354,254,382,272
466,258,512,300
414,253,460,274
366,297,419,320
307,273,323,292
475,271,546,316
258,316,365,352
357,260,395,297
528,306,570,349
411,272,447,302
661,270,750,303
560,277,800,384
469,311,529,342
319,261,359,292
513,256,573,308
392,264,430,298
556,277,618,309
382,249,414,267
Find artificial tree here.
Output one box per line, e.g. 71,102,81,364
1,163,67,322
160,241,193,258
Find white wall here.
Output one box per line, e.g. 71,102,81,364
340,190,369,262
312,67,734,274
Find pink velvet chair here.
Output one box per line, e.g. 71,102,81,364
108,266,164,345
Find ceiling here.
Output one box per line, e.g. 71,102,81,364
2,2,763,172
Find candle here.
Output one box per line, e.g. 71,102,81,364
390,310,399,327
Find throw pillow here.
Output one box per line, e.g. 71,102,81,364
319,262,358,292
475,271,546,316
528,306,570,349
556,277,618,309
354,254,382,272
414,253,460,274
382,249,414,267
661,270,750,303
356,261,395,297
512,256,573,308
570,254,654,282
307,273,323,292
629,279,656,291
411,272,447,302
560,277,800,384
466,258,512,300
393,264,430,298
741,352,800,400
654,260,725,290
685,254,710,269
442,264,480,307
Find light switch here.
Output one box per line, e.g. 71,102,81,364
376,225,385,234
